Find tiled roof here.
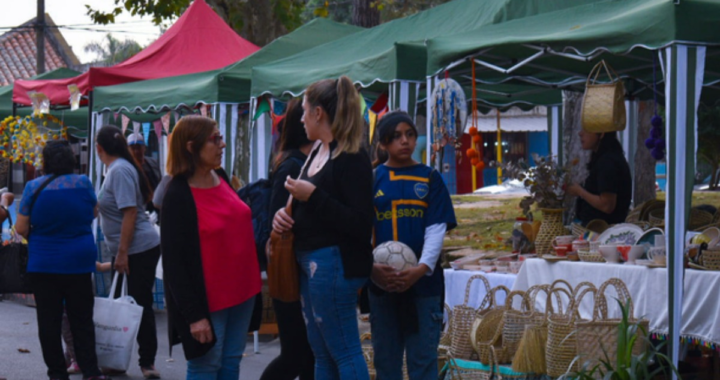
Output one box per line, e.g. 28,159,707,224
0,15,80,86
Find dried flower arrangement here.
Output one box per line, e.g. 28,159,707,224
493,154,573,217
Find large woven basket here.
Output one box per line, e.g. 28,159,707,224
502,287,542,357
690,208,715,231
546,283,597,378
510,286,555,375
575,278,649,371
451,275,493,360
440,303,453,355
581,60,626,133
535,208,567,255
701,247,720,270
472,286,512,364
648,208,664,227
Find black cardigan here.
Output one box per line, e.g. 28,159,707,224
160,169,230,360
292,141,374,278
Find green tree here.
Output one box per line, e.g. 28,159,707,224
84,33,143,65
698,105,720,189
85,0,306,46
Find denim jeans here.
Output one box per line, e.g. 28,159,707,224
369,293,443,380
297,245,370,380
186,297,255,380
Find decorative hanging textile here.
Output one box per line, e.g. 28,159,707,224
153,120,163,140
161,112,171,134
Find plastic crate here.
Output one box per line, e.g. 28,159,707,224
153,279,164,310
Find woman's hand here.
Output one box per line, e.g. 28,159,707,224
393,265,430,293
285,177,316,202
272,208,294,234
114,250,130,275
371,264,401,292
566,184,584,197
190,318,213,344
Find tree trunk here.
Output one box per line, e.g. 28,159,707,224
562,91,589,223
634,101,658,205
352,0,380,27
234,109,251,185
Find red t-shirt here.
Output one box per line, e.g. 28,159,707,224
191,181,261,313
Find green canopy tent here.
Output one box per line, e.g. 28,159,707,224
91,18,362,181
424,0,720,373
1,68,88,138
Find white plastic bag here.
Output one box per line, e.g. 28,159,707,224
93,273,144,371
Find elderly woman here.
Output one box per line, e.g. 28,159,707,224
16,141,108,380
95,126,161,379
160,115,260,379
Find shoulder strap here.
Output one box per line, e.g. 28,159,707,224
284,142,322,216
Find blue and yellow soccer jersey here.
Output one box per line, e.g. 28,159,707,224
373,163,457,296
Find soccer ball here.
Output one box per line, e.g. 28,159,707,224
373,241,417,271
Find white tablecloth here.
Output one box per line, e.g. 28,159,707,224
444,269,518,310
512,259,720,346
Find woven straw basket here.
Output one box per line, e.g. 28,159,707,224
575,278,649,371
444,346,542,380
472,286,512,364
701,247,720,270
578,249,605,263
546,282,597,378
510,285,556,375
361,332,409,380
501,288,540,358
451,275,493,360
535,209,567,255
581,60,626,133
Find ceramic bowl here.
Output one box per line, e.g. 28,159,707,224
599,245,620,263
617,245,644,264
702,227,720,247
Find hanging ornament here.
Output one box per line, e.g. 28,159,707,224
0,111,68,167
430,78,467,170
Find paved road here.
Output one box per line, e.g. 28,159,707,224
0,299,281,380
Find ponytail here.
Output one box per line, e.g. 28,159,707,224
96,125,153,203
305,75,364,158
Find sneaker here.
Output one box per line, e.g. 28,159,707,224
140,365,161,379
67,361,80,374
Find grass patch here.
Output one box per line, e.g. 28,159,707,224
447,191,720,252
447,195,523,250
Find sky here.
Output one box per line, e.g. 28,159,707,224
0,0,169,64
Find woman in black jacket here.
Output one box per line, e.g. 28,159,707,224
160,115,261,379
272,76,373,380
260,99,315,380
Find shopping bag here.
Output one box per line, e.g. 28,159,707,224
93,273,143,371
0,242,31,294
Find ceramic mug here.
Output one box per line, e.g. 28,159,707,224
648,247,667,265
554,246,569,257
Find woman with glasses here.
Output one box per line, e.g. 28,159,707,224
160,115,261,379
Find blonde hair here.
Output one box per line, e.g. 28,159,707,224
305,76,364,158
167,115,218,176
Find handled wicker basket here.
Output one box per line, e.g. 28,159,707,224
444,346,542,380
575,278,649,371
450,274,493,360
581,60,626,133
511,285,557,375
471,286,512,364
546,282,597,378
502,286,544,357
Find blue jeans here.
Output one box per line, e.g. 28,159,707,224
369,293,443,380
297,245,370,380
186,297,255,380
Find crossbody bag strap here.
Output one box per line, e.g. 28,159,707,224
22,174,61,234
284,141,323,217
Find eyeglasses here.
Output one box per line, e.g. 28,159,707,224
209,134,224,145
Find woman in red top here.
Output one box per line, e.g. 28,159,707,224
160,115,261,379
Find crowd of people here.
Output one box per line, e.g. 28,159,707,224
15,76,460,380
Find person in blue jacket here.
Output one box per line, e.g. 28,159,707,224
369,111,457,380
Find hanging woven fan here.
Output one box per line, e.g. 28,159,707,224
430,78,467,169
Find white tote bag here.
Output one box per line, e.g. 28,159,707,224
93,273,144,371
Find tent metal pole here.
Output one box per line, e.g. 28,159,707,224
87,91,93,175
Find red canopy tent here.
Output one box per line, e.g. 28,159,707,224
13,0,259,106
